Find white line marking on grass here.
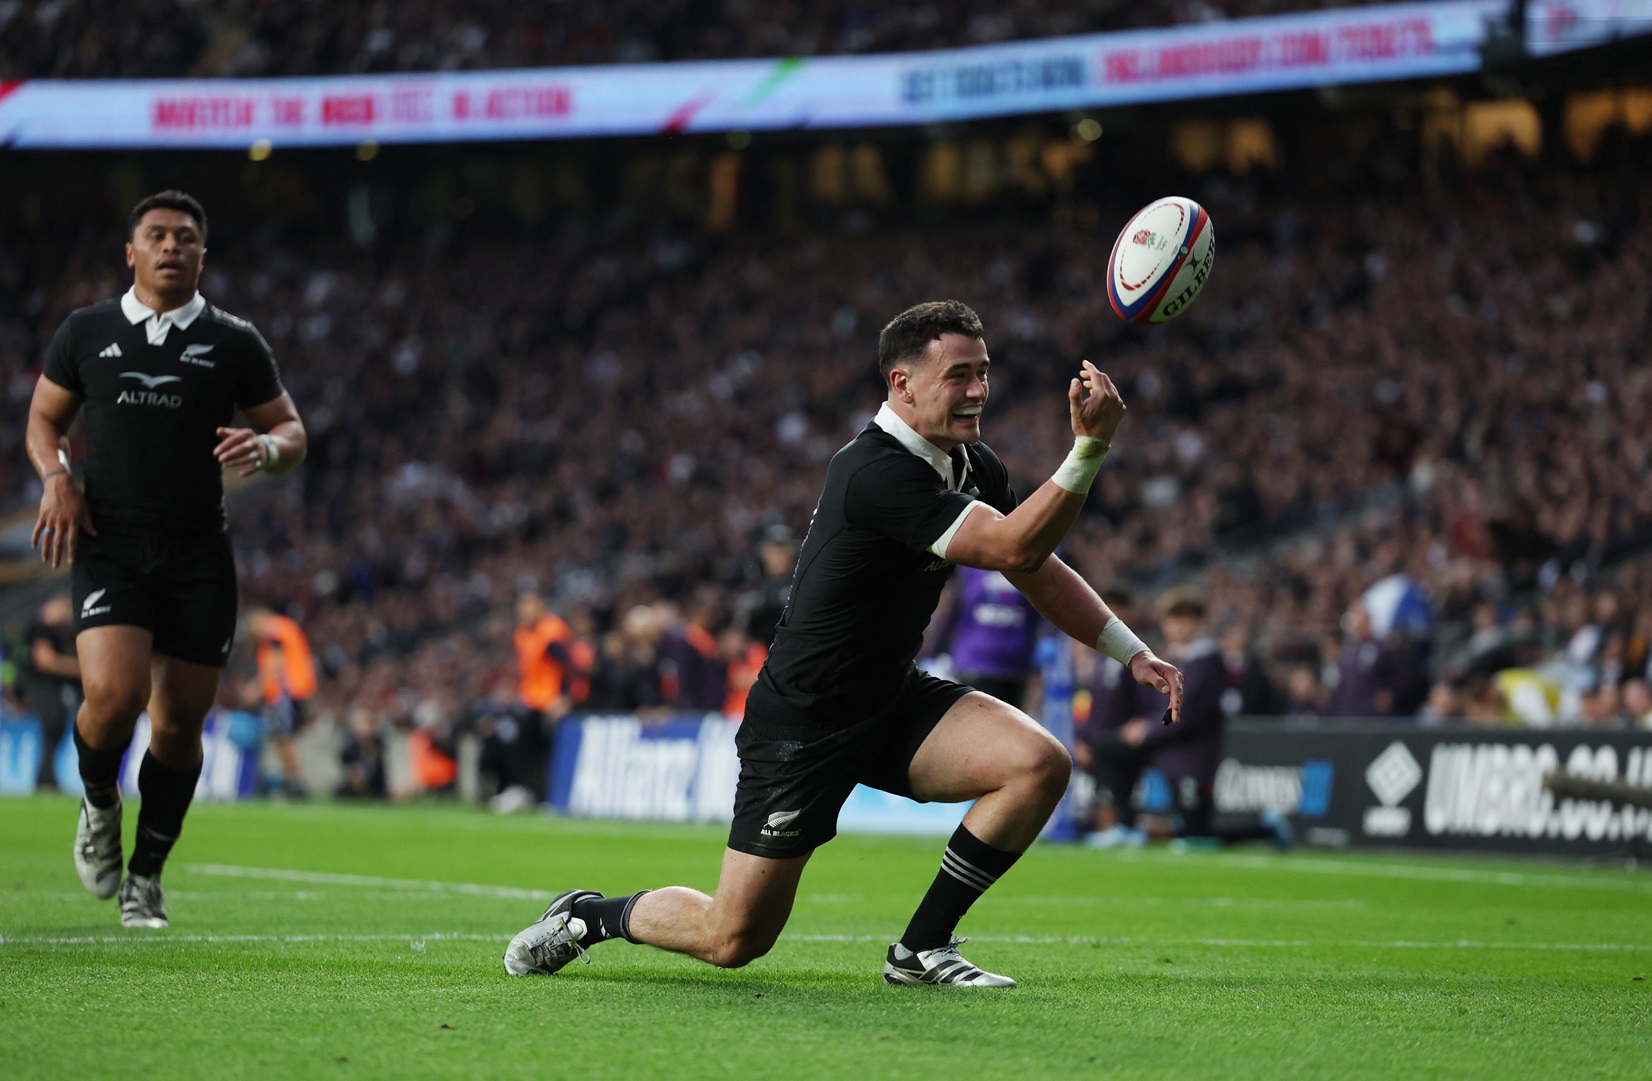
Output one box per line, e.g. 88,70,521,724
0,932,498,946
1192,854,1652,894
1,930,1645,953
787,934,1652,952
185,864,557,901
1003,895,1369,910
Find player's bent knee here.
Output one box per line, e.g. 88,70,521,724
706,930,775,969
703,910,783,968
84,684,148,726
1026,733,1073,799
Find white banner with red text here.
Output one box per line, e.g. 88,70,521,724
0,1,1506,149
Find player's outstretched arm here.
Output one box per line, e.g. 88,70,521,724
943,361,1124,574
215,392,307,477
27,376,94,567
1006,556,1184,724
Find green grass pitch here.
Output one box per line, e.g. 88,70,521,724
3,795,1648,1080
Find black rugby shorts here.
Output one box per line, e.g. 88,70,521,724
72,528,238,668
728,668,972,859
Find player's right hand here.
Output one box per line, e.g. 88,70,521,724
31,474,96,567
1068,360,1127,443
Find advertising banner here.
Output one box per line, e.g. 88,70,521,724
1218,720,1652,856
548,713,739,823
1527,0,1652,56
0,716,44,795
0,1,1502,149
46,711,261,802
548,713,967,835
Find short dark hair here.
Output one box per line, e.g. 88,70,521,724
876,300,984,379
128,190,207,242
1158,586,1208,620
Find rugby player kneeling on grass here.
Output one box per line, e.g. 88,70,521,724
505,301,1181,986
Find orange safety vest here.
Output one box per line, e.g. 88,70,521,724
515,614,573,712
409,728,458,790
723,641,768,718
258,614,317,704
568,638,595,705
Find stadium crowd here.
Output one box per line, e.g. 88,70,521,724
3,0,1417,79
3,122,1651,795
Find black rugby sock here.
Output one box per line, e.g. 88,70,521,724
73,723,128,810
127,752,202,878
574,891,652,947
900,825,1021,953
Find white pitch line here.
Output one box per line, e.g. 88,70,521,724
0,932,498,946
186,863,556,901
1179,853,1652,894
787,934,1652,952
2,931,1646,952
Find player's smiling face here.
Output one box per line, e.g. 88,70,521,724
900,332,990,451
126,209,206,309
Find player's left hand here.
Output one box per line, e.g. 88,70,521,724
214,426,272,477
1069,360,1127,443
1129,651,1183,725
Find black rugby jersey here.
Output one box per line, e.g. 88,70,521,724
749,409,1019,730
42,293,285,533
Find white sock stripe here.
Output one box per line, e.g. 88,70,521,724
942,849,997,892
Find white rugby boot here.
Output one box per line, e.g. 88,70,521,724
73,798,123,900
882,939,1017,988
503,890,603,975
119,873,169,929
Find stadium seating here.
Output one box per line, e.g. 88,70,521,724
2,116,1648,732
1,0,1418,79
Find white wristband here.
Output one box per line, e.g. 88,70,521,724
1052,437,1109,494
257,434,281,472
1096,616,1150,665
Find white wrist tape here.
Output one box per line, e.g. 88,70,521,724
1096,617,1150,665
1052,437,1109,494
257,434,281,471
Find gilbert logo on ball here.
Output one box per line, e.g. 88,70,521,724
1106,196,1216,324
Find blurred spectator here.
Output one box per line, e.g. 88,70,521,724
1417,680,1465,726
246,606,318,795
17,594,81,788
720,623,767,717
1218,621,1278,717
937,566,1045,711
489,591,576,810
1073,587,1158,826
583,605,667,712
408,711,460,795
1622,678,1652,728
1327,600,1413,719
336,705,388,799
658,594,727,711
1281,664,1326,719
1085,588,1288,849
736,525,798,649
1492,667,1561,727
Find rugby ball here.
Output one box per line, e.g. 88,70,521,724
1106,196,1215,325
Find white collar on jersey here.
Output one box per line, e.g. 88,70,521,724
120,287,206,347
872,402,972,493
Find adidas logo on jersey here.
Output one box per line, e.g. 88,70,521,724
99,343,123,358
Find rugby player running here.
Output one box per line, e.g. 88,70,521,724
506,300,1181,986
27,191,305,928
